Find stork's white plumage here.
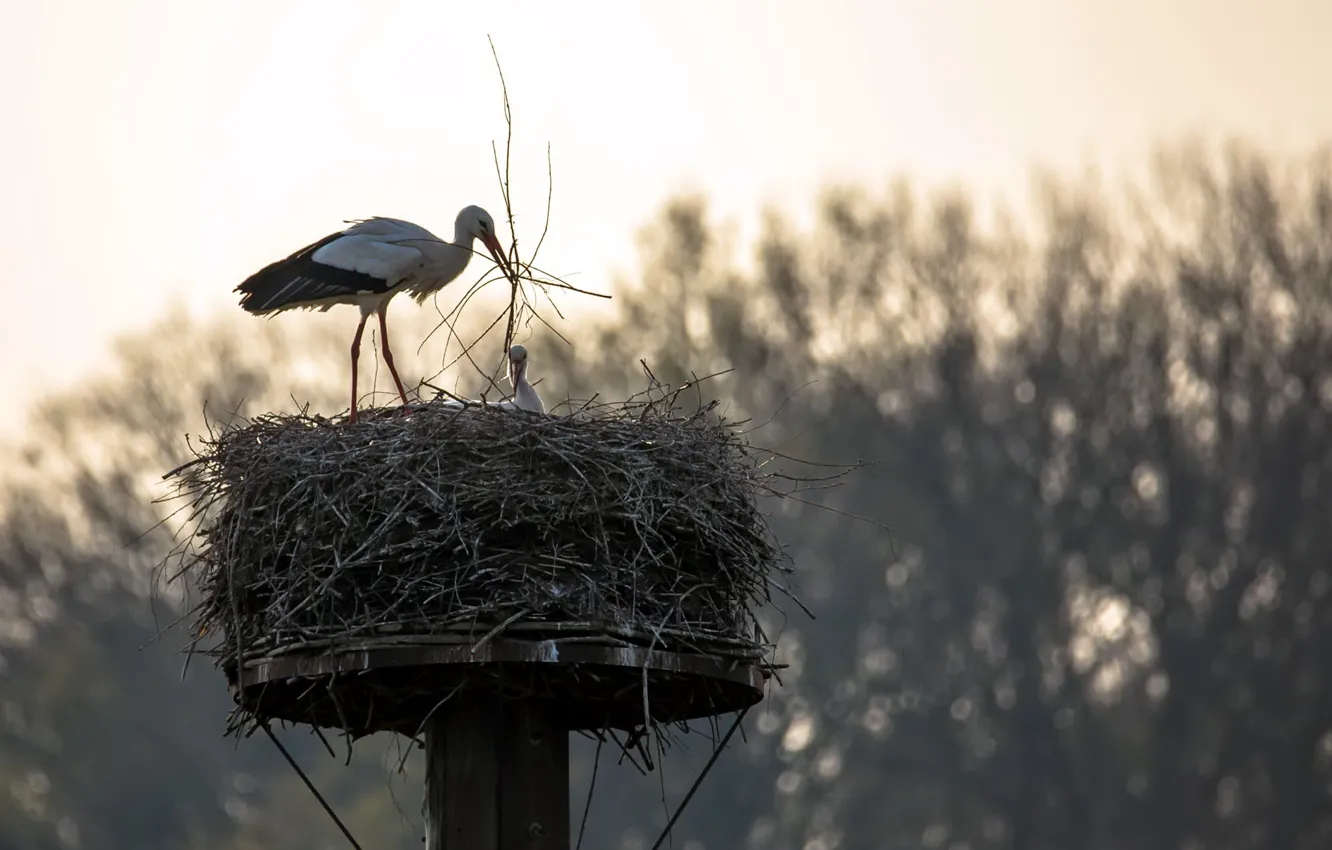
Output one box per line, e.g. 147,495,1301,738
443,344,546,414
503,344,545,414
236,206,510,423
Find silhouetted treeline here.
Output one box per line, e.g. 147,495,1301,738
2,141,1331,850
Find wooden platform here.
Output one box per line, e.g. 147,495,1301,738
230,637,770,850
229,637,769,737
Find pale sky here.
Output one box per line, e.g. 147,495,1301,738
3,0,1331,437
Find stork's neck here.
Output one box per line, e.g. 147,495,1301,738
452,220,478,252
512,366,545,414
419,222,475,283
514,380,545,414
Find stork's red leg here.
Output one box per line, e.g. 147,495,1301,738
348,314,369,423
377,309,410,406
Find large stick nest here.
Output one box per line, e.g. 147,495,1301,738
165,377,797,737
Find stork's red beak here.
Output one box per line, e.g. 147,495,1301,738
482,234,514,281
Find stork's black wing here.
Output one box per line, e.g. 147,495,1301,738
235,231,395,314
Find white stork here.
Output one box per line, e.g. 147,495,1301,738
235,207,510,423
503,343,545,414
443,344,546,414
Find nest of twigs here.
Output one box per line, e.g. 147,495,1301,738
165,378,796,737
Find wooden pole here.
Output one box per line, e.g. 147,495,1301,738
425,694,570,850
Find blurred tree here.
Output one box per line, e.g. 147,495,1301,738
4,140,1332,850
0,308,451,850
580,142,1332,850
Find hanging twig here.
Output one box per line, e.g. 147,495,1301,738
648,706,752,850
262,723,365,850
575,735,603,850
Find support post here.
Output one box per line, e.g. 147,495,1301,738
425,695,570,850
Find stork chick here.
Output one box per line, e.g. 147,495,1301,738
439,343,546,414
504,344,545,414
